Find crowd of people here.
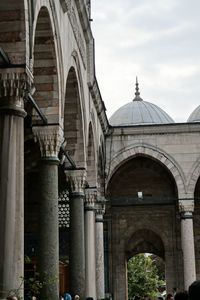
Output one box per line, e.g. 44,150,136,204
134,280,200,300
5,280,200,300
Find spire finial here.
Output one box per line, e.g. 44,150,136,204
133,77,143,101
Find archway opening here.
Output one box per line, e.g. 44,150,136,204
86,123,96,187
126,229,165,300
32,6,59,124
107,155,178,205
64,67,85,168
127,253,165,300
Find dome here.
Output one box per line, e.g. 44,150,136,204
187,105,200,122
109,79,174,126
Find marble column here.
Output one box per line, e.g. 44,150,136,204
65,169,86,300
85,188,97,300
95,198,106,300
0,68,31,299
179,199,196,290
33,125,63,300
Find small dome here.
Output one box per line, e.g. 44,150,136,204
187,105,200,122
109,79,174,126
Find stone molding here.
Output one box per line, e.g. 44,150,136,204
32,125,64,159
60,0,86,68
179,199,194,218
106,144,186,198
85,188,97,210
65,169,86,195
0,67,32,110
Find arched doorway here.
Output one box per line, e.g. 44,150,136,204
126,230,165,299
106,155,181,300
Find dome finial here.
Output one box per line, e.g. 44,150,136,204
133,77,143,101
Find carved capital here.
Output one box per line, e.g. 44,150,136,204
95,196,106,221
0,67,32,114
179,199,194,219
65,169,86,195
32,125,64,160
85,188,97,210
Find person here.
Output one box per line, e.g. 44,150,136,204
64,293,72,300
174,291,188,300
188,280,200,300
166,294,173,300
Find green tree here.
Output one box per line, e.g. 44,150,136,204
128,253,163,300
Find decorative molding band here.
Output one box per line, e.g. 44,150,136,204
32,125,64,159
65,169,86,195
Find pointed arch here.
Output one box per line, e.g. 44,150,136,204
106,144,186,198
32,5,60,123
97,136,106,195
187,159,200,198
126,229,165,260
86,122,97,187
64,66,85,167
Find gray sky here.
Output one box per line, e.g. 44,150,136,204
91,0,200,122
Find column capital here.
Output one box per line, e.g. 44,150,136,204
65,169,86,195
96,197,106,222
85,188,97,210
32,125,64,161
0,67,33,116
179,199,194,219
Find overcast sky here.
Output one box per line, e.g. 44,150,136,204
91,0,200,122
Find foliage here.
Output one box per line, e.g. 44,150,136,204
151,254,165,281
128,254,164,299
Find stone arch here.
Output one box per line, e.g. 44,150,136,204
126,229,165,260
32,5,60,123
0,0,28,64
64,66,85,167
106,144,186,198
187,159,200,198
86,122,97,187
97,136,106,195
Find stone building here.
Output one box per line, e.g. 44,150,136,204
0,1,200,300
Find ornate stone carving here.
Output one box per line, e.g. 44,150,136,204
85,188,97,210
96,196,106,221
65,169,86,195
179,199,194,218
60,0,71,12
32,125,64,159
0,67,32,109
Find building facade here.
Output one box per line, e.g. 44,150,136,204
0,1,200,300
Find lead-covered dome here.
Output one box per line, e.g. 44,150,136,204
109,79,174,126
187,105,200,122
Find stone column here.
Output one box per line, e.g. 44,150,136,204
95,198,106,300
65,169,86,300
33,125,63,300
0,68,31,299
179,199,196,290
85,188,97,300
